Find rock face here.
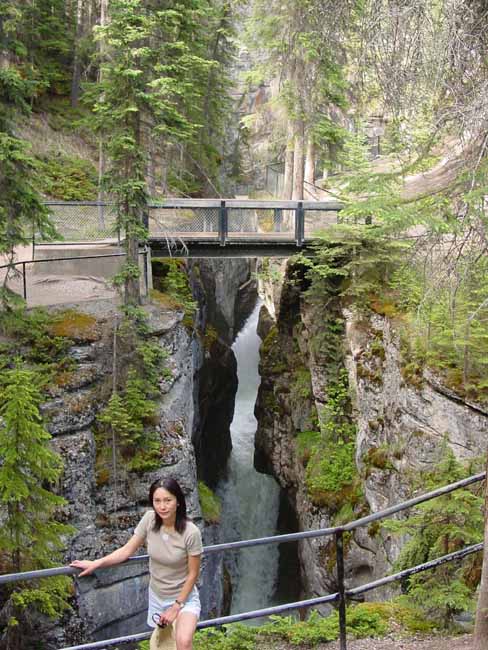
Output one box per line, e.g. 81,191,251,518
189,259,257,345
38,299,205,645
33,258,256,647
254,264,488,604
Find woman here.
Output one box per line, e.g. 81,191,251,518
71,477,203,650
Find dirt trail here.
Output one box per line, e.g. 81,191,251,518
261,634,472,650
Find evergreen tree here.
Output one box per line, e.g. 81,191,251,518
90,0,221,304
384,447,483,627
0,365,74,649
0,2,56,308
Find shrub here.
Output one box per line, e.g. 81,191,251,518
198,481,222,524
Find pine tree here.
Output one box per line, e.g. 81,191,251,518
384,447,483,628
89,0,223,304
0,4,56,309
0,365,74,648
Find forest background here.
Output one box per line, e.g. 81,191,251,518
1,0,488,648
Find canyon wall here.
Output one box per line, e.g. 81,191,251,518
255,262,488,603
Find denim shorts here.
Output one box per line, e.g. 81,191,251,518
147,586,201,628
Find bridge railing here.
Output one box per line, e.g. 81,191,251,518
0,471,484,650
40,200,345,246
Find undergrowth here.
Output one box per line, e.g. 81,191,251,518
138,602,436,650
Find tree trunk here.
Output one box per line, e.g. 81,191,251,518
97,140,106,229
283,121,294,200
70,0,84,107
304,137,315,191
124,215,141,306
292,119,305,201
97,0,108,228
473,453,488,648
147,133,156,199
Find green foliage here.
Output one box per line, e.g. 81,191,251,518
95,310,170,481
291,366,312,399
391,254,488,403
383,445,484,627
0,23,58,307
0,364,74,639
36,153,98,200
299,370,361,512
0,307,72,373
151,259,197,323
97,376,161,476
198,481,222,524
10,576,73,619
141,601,436,650
0,0,76,100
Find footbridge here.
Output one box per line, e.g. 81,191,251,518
0,472,484,650
41,199,345,257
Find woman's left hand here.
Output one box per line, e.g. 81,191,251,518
159,603,180,626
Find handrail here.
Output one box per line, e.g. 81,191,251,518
43,199,344,210
0,252,128,271
0,472,483,650
0,471,484,587
0,249,149,301
58,542,484,650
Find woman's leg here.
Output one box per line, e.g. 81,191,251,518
175,612,198,650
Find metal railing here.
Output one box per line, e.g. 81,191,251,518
0,471,484,650
41,200,345,247
0,249,150,302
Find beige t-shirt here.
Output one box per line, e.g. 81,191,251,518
134,511,203,599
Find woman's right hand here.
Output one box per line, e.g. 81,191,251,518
70,560,100,577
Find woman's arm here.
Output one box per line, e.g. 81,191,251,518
70,534,144,577
160,554,201,625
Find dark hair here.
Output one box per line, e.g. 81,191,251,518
149,477,188,534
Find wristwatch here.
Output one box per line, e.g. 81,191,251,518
175,599,184,607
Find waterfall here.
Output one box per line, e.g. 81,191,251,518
217,301,281,616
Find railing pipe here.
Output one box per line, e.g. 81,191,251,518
341,471,485,533
22,262,27,300
347,542,483,597
57,542,484,650
0,472,484,586
59,593,340,650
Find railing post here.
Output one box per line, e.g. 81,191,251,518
143,247,149,297
22,262,27,301
273,208,282,233
335,530,347,650
295,201,304,246
219,200,227,246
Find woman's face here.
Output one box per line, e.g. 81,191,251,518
153,487,178,522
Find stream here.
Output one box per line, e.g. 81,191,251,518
217,300,281,616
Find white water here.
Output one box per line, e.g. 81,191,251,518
217,301,281,615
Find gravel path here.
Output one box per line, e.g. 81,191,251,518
260,634,472,650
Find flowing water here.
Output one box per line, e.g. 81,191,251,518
218,301,281,616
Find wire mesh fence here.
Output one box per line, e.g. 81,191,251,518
304,208,340,236
149,206,220,235
40,201,343,246
44,202,121,243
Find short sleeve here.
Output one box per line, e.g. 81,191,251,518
134,511,153,542
185,523,203,556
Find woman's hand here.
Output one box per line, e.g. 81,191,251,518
159,603,181,626
70,559,100,577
